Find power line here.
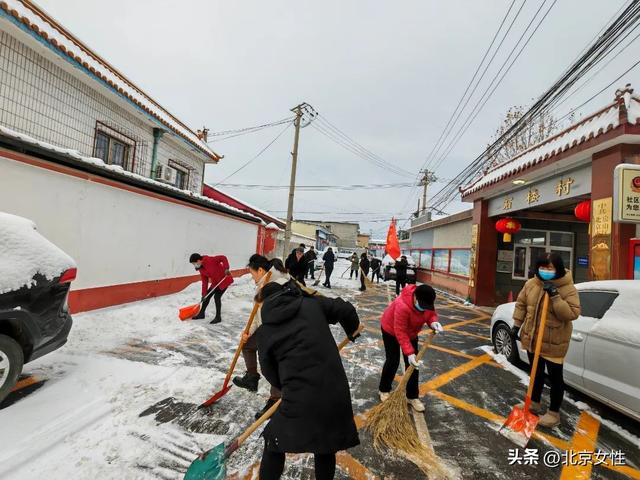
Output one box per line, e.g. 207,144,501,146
211,122,292,186
427,0,640,212
206,116,294,143
218,182,416,191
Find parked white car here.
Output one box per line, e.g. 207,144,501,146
490,280,640,422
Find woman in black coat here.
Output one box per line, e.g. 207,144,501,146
359,252,370,292
256,280,361,480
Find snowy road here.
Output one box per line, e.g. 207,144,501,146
2,259,640,479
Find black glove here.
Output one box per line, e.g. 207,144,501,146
348,331,361,342
510,324,520,340
543,281,558,297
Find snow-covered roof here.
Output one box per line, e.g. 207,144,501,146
0,125,260,223
0,1,220,162
0,212,76,294
461,93,640,197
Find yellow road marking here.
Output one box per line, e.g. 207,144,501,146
419,353,492,395
560,412,600,480
444,315,491,331
438,328,491,341
337,451,379,480
10,376,40,393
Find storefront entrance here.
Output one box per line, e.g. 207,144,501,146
512,229,574,280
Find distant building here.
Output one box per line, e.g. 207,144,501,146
299,220,359,249
357,233,370,248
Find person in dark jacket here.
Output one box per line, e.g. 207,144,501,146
370,257,382,283
359,253,370,292
189,253,233,323
257,280,361,480
285,247,307,285
304,246,318,279
349,253,359,279
394,255,409,296
322,248,336,288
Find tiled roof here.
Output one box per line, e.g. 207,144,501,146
461,92,640,197
0,0,221,161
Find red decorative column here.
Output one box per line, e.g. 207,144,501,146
470,199,498,306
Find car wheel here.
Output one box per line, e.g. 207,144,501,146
0,334,24,404
492,323,519,364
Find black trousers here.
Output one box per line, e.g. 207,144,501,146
307,262,315,279
371,269,381,283
324,265,334,287
379,328,419,399
527,351,565,412
259,446,336,480
200,288,225,318
395,277,407,295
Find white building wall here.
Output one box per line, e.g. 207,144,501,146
0,29,206,193
0,153,257,291
432,219,473,248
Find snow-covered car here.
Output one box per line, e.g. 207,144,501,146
0,213,77,403
490,280,640,422
381,254,417,283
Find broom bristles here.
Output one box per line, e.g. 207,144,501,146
365,386,452,479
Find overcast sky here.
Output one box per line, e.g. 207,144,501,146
38,0,637,238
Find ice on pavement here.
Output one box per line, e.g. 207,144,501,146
0,212,75,294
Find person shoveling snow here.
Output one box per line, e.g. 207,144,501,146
189,253,233,324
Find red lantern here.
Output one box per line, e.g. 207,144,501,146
574,200,591,222
496,218,521,242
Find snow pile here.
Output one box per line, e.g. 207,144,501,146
479,345,530,388
462,100,622,195
0,125,259,222
0,212,75,294
1,0,217,160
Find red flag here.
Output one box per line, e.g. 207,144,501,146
385,218,401,259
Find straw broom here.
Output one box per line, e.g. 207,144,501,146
365,334,451,479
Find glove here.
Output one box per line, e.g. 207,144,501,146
430,322,444,334
543,281,558,297
408,354,420,369
348,331,361,342
224,269,230,276
510,324,520,340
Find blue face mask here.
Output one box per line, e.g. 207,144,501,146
414,301,426,312
538,269,556,281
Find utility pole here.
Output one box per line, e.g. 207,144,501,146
419,169,437,217
282,102,315,259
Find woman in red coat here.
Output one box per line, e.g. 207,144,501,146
378,283,443,411
189,253,234,323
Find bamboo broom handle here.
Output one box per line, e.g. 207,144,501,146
398,333,435,389
525,293,550,402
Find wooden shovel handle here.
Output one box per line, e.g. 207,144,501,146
221,271,273,388
398,333,435,389
525,292,550,402
233,324,364,449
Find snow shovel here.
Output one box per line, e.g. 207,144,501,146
198,272,272,409
185,327,362,480
179,276,229,321
499,292,550,448
313,265,325,286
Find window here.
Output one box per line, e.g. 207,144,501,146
94,131,131,170
433,249,450,272
409,250,421,266
173,166,188,189
419,250,432,270
512,229,574,281
578,291,618,319
450,250,470,276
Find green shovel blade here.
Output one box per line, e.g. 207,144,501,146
184,442,226,480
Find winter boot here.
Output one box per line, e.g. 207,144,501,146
192,312,205,320
379,391,390,402
233,372,260,392
209,316,221,325
408,398,425,412
538,411,561,428
255,397,278,420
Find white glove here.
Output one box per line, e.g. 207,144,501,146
408,354,420,368
431,322,444,334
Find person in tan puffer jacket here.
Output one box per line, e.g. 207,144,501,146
512,252,580,428
233,254,291,419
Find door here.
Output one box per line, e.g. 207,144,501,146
579,290,640,414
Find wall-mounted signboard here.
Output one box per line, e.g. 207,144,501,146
614,163,640,224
